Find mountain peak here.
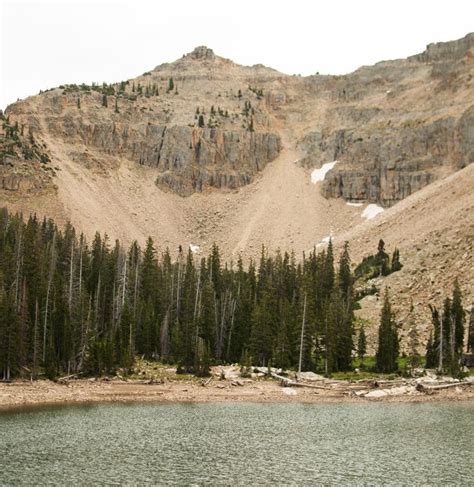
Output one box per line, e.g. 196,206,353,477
188,46,215,60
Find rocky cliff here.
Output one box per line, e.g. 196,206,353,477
3,36,473,203
296,33,474,206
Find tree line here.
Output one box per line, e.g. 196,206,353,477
425,280,473,376
0,209,471,381
0,209,359,379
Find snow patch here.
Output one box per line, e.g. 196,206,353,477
361,204,384,220
347,202,363,207
189,244,200,254
311,161,337,183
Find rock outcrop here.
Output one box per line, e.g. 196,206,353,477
296,33,474,206
2,34,474,203
315,111,473,205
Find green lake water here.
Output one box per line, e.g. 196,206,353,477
0,402,473,485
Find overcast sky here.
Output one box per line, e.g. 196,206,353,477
1,0,473,109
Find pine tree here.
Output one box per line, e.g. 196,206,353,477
357,326,367,366
468,304,474,353
198,114,205,128
377,239,390,276
425,331,437,369
102,94,108,107
375,290,399,373
391,248,402,272
77,97,81,109
167,78,174,92
406,299,420,369
451,279,464,355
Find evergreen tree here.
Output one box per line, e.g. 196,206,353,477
375,290,399,373
102,94,108,107
391,248,402,272
0,208,396,379
357,326,367,366
377,239,390,276
407,300,420,369
451,279,464,355
425,332,437,369
468,304,474,353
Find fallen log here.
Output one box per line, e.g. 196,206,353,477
416,381,473,393
254,368,332,390
282,380,332,390
56,374,79,383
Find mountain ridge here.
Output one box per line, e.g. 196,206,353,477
0,33,473,337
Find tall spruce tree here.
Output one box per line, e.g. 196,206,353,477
375,290,399,373
468,304,474,353
357,326,367,366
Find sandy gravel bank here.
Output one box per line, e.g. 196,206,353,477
1,379,473,410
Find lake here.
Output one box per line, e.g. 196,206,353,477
0,402,473,485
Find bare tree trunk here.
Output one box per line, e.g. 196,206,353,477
450,314,456,368
213,292,219,357
133,262,139,320
176,251,183,320
95,273,101,333
32,298,39,379
298,293,307,375
160,308,170,361
226,298,237,361
43,233,57,364
78,296,92,372
439,309,444,372
218,291,228,359
193,267,201,324
68,240,74,312
121,256,127,308
14,227,23,311
78,236,83,302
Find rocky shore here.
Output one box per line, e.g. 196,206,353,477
1,374,473,411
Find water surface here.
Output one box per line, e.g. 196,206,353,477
1,402,473,485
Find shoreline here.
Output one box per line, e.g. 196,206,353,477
1,379,473,412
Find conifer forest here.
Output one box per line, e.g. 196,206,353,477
0,209,470,380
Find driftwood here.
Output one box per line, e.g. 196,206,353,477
56,374,79,383
201,377,212,387
111,378,164,385
281,380,331,390
416,381,473,393
254,367,332,390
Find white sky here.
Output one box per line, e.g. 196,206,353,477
1,0,473,109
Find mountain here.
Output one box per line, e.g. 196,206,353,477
1,34,473,342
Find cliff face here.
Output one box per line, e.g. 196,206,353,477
311,112,472,205
294,33,474,206
2,35,474,204
43,110,280,195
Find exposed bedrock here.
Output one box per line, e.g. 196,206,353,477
299,106,473,206
47,116,281,196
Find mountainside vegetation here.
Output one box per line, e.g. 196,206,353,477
0,209,364,379
0,209,469,381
